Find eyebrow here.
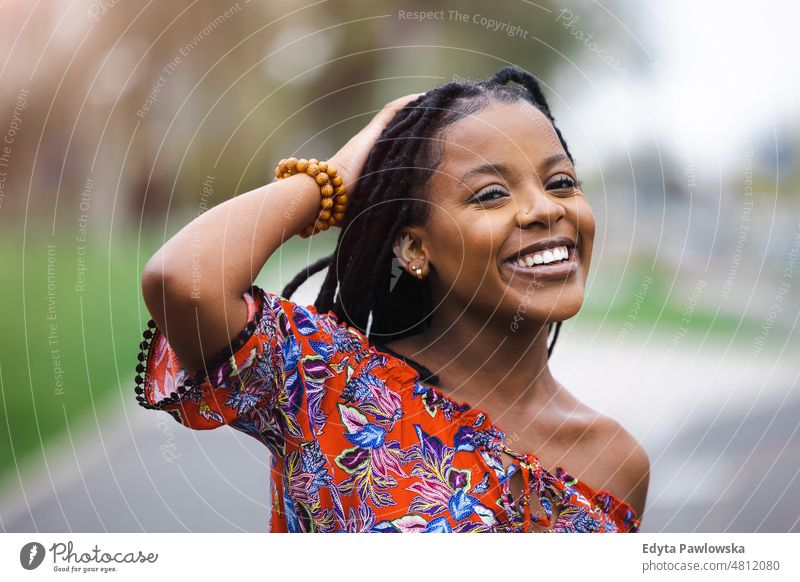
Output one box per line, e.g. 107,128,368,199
458,154,571,184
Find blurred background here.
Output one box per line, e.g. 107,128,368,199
0,0,798,533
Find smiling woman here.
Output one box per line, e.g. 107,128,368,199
136,66,649,533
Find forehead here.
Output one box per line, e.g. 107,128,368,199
436,100,567,178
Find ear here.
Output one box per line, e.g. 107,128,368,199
392,225,430,274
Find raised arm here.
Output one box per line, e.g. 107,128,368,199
141,174,321,373
141,93,424,374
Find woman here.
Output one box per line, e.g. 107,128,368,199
135,66,650,533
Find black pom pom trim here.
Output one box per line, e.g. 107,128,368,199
134,320,156,407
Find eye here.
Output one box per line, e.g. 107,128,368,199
546,173,581,193
471,188,509,204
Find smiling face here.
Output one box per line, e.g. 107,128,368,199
397,99,596,326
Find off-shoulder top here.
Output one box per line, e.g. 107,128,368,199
133,286,641,533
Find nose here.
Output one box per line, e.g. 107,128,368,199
515,187,566,229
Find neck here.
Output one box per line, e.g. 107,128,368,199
408,297,560,412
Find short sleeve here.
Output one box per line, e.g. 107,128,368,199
133,284,367,458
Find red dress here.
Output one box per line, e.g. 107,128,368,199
134,286,641,533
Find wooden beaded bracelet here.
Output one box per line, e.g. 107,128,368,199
273,157,348,238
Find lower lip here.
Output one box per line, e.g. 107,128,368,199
503,247,579,281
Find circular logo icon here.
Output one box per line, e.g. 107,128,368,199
20,542,46,570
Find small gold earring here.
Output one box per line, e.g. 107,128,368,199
412,264,424,280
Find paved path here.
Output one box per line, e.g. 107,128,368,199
0,396,271,532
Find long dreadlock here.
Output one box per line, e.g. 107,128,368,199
281,66,573,381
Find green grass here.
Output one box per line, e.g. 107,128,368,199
0,228,158,478
575,255,772,341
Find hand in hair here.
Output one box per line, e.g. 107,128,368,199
328,92,425,198
141,93,423,374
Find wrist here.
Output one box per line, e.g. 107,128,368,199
273,157,349,238
326,155,354,192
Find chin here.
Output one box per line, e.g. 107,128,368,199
502,284,584,325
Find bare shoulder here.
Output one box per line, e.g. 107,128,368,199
550,384,650,517
591,413,651,518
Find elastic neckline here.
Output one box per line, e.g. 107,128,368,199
370,344,640,523
371,342,440,386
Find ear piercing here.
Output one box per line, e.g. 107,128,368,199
410,263,425,280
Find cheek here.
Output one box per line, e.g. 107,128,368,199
428,211,503,279
574,197,596,237
573,199,596,265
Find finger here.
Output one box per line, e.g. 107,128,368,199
385,92,425,111
370,92,426,128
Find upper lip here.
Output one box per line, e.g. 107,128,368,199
503,235,576,262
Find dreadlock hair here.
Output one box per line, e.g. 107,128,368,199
281,66,573,382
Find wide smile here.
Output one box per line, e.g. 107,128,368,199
501,245,579,282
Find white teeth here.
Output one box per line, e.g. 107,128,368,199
512,245,570,267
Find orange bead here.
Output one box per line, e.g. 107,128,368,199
278,158,287,167
333,212,345,222
286,157,298,171
326,167,337,178
318,221,329,231
335,194,348,204
296,159,308,172
317,161,328,172
334,185,347,196
327,216,336,225
274,167,282,178
334,204,346,213
315,172,330,185
306,164,320,176
321,197,333,209
321,184,334,196
308,158,319,166
332,176,343,187
320,209,331,220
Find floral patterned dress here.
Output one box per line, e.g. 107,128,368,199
134,286,641,533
